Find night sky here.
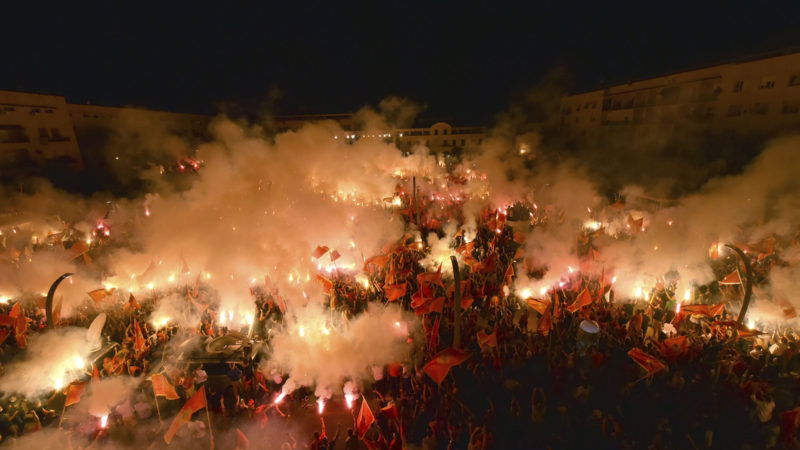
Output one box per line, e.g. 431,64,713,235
3,2,800,124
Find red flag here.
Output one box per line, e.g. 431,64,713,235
423,347,470,384
383,282,407,302
236,428,250,449
312,245,330,259
567,288,593,313
92,365,100,383
9,303,20,319
315,274,333,294
415,296,444,315
503,264,515,287
152,373,180,400
363,254,390,273
657,336,688,362
134,319,146,352
69,240,89,259
88,288,115,302
526,298,551,315
164,386,207,444
538,307,553,336
357,397,375,439
410,284,433,309
65,381,88,407
379,403,400,425
14,312,27,348
329,250,341,262
477,328,498,348
125,293,140,310
719,270,742,285
426,316,440,350
627,348,666,376
417,264,445,290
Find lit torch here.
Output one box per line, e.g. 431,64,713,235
317,398,326,415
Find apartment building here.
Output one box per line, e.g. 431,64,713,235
561,50,800,137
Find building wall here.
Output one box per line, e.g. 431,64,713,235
0,90,83,169
561,51,800,137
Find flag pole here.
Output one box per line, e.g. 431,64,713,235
58,400,67,429
204,388,215,450
152,382,163,427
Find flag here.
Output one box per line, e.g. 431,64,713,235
426,316,440,350
363,254,390,273
503,264,515,287
657,336,688,362
312,245,330,259
69,240,89,259
415,296,444,315
14,312,27,348
88,288,114,302
383,282,407,302
65,381,88,407
627,348,666,377
134,319,146,352
357,397,375,439
379,403,400,425
164,386,207,444
125,293,140,310
236,428,250,449
526,298,550,315
417,264,445,289
9,303,21,319
423,347,470,384
92,365,100,383
567,288,593,313
627,215,644,231
538,307,553,336
477,328,498,348
152,373,180,400
315,274,333,294
329,250,341,262
719,270,742,285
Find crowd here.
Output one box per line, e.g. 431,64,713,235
0,194,798,449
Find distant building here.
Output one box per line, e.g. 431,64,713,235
560,50,800,138
269,114,487,153
0,90,83,170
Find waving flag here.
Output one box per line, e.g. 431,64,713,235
383,282,407,302
164,386,207,444
719,270,742,285
65,381,88,407
312,245,330,259
423,347,470,384
567,288,593,313
152,373,180,400
357,397,375,439
627,348,666,376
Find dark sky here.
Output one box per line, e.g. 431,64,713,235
3,2,800,124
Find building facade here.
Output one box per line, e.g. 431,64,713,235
560,50,800,137
0,90,83,170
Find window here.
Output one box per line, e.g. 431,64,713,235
0,125,29,143
461,139,465,146
732,80,744,92
50,128,68,141
443,129,448,135
727,104,742,117
752,103,769,115
760,77,776,89
788,74,800,87
434,129,438,135
38,128,48,138
782,101,799,114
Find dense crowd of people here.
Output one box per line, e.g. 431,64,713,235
0,193,799,449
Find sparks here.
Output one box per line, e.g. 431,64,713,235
317,398,326,414
99,414,108,429
274,392,287,404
